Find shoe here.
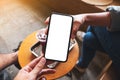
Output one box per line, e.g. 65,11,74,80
76,31,85,42
75,64,86,73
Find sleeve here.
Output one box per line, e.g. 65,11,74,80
106,6,120,31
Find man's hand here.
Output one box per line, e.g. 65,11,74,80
14,56,56,80
44,15,84,39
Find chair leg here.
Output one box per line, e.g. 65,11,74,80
97,60,112,80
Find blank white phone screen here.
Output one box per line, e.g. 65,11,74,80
45,13,73,62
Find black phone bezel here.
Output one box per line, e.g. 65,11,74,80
44,13,73,62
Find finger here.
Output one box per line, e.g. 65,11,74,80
31,57,46,75
71,22,81,39
44,17,50,25
39,69,56,76
39,76,46,80
40,51,44,57
71,26,77,39
71,34,75,39
22,56,42,72
44,27,48,35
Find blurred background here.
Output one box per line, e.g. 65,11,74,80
0,0,120,80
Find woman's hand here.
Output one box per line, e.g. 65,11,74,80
71,14,85,39
44,14,85,39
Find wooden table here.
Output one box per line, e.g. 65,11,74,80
18,30,79,80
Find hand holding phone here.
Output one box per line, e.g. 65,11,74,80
45,13,73,62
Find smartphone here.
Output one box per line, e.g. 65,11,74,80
45,13,73,62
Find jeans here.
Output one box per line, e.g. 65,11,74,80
78,26,120,72
0,70,11,80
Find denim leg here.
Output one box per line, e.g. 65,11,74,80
0,70,11,80
93,27,120,69
77,26,105,68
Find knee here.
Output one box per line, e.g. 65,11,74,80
83,32,97,47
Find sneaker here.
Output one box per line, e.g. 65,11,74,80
75,64,86,73
76,31,85,42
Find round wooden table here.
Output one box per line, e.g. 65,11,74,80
18,30,79,80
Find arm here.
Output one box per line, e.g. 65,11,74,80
73,12,111,28
71,12,111,38
73,6,120,33
82,12,110,27
44,11,111,39
0,52,18,70
14,56,55,80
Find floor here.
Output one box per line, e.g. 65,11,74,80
0,0,111,80
0,0,49,79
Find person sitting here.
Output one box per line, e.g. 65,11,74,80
71,6,120,79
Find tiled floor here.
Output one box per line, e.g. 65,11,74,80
0,0,48,79
0,0,74,79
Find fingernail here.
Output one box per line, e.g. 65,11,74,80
41,57,46,63
41,77,46,80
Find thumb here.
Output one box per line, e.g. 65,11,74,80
39,76,46,80
44,17,50,25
